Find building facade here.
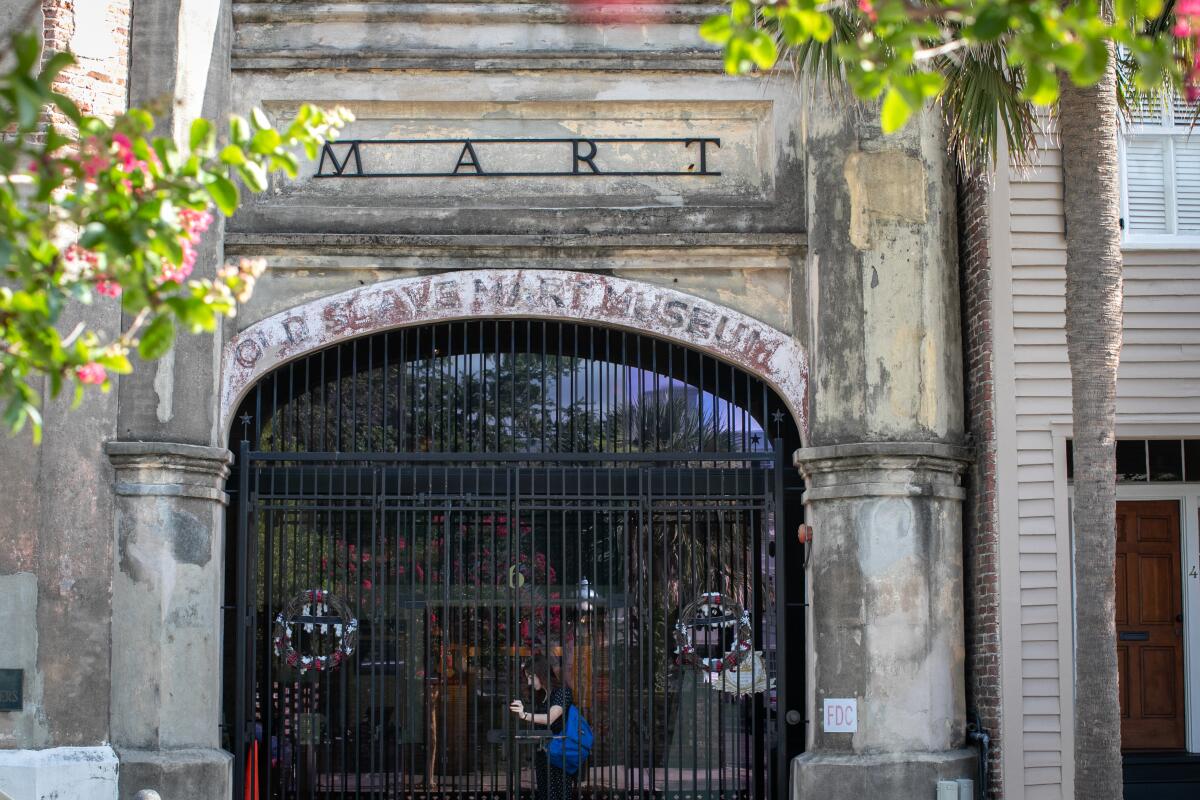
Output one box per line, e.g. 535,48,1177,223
15,3,1196,800
962,115,1200,800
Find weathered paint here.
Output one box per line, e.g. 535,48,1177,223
843,151,927,251
219,269,809,441
0,746,119,800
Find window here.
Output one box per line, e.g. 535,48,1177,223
1066,438,1200,482
1120,95,1200,246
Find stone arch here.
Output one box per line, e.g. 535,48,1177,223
219,269,809,442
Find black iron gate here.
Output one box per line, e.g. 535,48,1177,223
226,320,802,800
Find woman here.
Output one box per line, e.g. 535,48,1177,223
509,658,574,800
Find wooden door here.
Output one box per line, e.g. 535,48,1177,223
1116,500,1186,750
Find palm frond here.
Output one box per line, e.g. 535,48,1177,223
774,8,1037,171
937,42,1038,172
781,9,859,95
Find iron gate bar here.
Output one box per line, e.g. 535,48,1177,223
228,319,802,800
236,454,778,800
240,320,787,457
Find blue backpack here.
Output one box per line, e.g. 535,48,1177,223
546,704,593,775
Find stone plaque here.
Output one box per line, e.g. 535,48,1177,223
0,669,22,711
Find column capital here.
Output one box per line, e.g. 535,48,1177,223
105,441,232,504
794,441,971,503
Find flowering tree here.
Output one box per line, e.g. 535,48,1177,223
0,33,351,440
701,0,1196,138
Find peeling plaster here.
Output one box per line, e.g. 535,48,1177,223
843,151,927,250
153,347,175,424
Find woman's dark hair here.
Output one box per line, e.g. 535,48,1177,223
521,657,558,701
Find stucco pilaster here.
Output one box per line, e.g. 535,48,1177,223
799,101,963,446
105,441,233,800
791,94,973,798
792,442,975,797
121,0,232,444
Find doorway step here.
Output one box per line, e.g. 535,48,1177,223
1123,751,1200,800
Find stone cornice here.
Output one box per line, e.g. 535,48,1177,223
795,441,973,466
233,3,725,26
231,50,723,73
794,441,972,503
223,232,808,256
232,2,725,72
105,442,234,504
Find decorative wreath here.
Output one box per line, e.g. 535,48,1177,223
272,589,358,674
673,592,754,674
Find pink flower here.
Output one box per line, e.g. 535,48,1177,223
75,362,106,385
63,244,100,270
83,155,108,180
362,578,373,590
858,0,878,22
96,279,122,297
178,207,214,239
111,133,136,170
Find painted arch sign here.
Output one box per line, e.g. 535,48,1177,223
219,269,809,439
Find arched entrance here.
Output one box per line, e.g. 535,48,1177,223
223,308,805,800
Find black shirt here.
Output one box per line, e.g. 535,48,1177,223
534,687,573,734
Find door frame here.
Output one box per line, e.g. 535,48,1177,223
1097,486,1200,752
1054,421,1200,755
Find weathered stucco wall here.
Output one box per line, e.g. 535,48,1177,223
1,5,971,800
0,0,130,759
799,100,964,446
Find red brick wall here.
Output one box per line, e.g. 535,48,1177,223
41,0,131,123
959,171,1003,799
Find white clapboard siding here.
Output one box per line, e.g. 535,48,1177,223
998,112,1200,798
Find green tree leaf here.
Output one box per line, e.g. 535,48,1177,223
699,14,734,44
746,31,779,70
138,315,176,361
881,88,914,133
220,144,247,165
250,128,282,155
190,118,214,153
206,174,241,217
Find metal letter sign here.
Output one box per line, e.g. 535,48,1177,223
314,136,721,179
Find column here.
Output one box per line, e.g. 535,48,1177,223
792,443,975,796
106,442,233,800
791,97,975,797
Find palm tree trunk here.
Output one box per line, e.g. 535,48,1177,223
1058,23,1125,800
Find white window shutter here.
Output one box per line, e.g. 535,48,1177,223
1130,97,1166,126
1172,95,1199,128
1175,139,1200,233
1124,138,1170,233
